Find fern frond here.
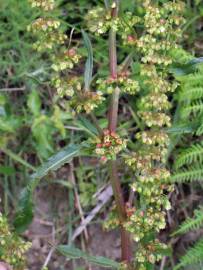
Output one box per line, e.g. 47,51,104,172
196,122,203,135
181,100,203,118
171,166,203,183
177,73,203,87
174,238,203,270
174,207,203,235
175,144,203,169
178,87,203,101
169,48,193,65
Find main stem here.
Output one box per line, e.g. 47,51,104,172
108,1,132,266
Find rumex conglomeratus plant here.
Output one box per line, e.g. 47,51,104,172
27,0,186,269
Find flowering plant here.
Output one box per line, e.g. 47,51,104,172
24,0,186,269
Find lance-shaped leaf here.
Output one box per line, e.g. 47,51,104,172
14,144,80,232
82,30,93,91
31,144,80,180
57,245,120,269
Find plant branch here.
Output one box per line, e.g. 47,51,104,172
107,0,132,266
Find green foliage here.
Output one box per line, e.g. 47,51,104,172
172,63,203,183
171,166,203,183
174,207,203,235
57,245,120,269
0,0,44,86
14,144,80,232
24,1,188,269
31,144,80,180
175,144,203,169
172,60,203,270
174,239,203,270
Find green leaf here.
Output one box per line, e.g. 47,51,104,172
0,117,21,133
57,245,119,269
31,144,80,180
2,148,36,171
27,89,41,116
0,165,15,176
76,116,98,137
14,144,80,232
13,178,39,232
82,30,93,91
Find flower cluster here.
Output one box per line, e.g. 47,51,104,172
51,76,78,97
124,207,166,242
135,1,185,65
135,240,168,270
125,148,168,172
103,205,120,230
85,6,120,35
138,112,171,127
0,213,31,269
139,93,171,111
28,18,60,33
28,18,67,51
52,76,104,113
28,0,55,10
51,48,81,72
123,0,185,267
86,5,140,42
95,129,127,161
97,72,140,95
136,131,170,146
70,90,104,114
28,0,104,115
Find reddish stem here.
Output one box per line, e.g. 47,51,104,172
107,1,132,267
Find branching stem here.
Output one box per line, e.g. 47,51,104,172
107,1,132,267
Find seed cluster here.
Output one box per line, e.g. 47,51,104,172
28,18,67,51
28,0,55,10
85,5,140,42
85,6,120,35
51,48,81,72
28,0,103,114
122,1,185,269
0,213,31,269
97,72,140,95
135,1,185,66
71,90,104,114
51,76,80,97
135,240,168,267
95,129,127,162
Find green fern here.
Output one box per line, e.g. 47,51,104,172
177,72,203,87
196,120,203,135
174,239,203,270
172,62,203,270
174,207,203,235
169,47,194,65
178,87,203,101
175,143,203,169
171,166,203,182
181,100,203,117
